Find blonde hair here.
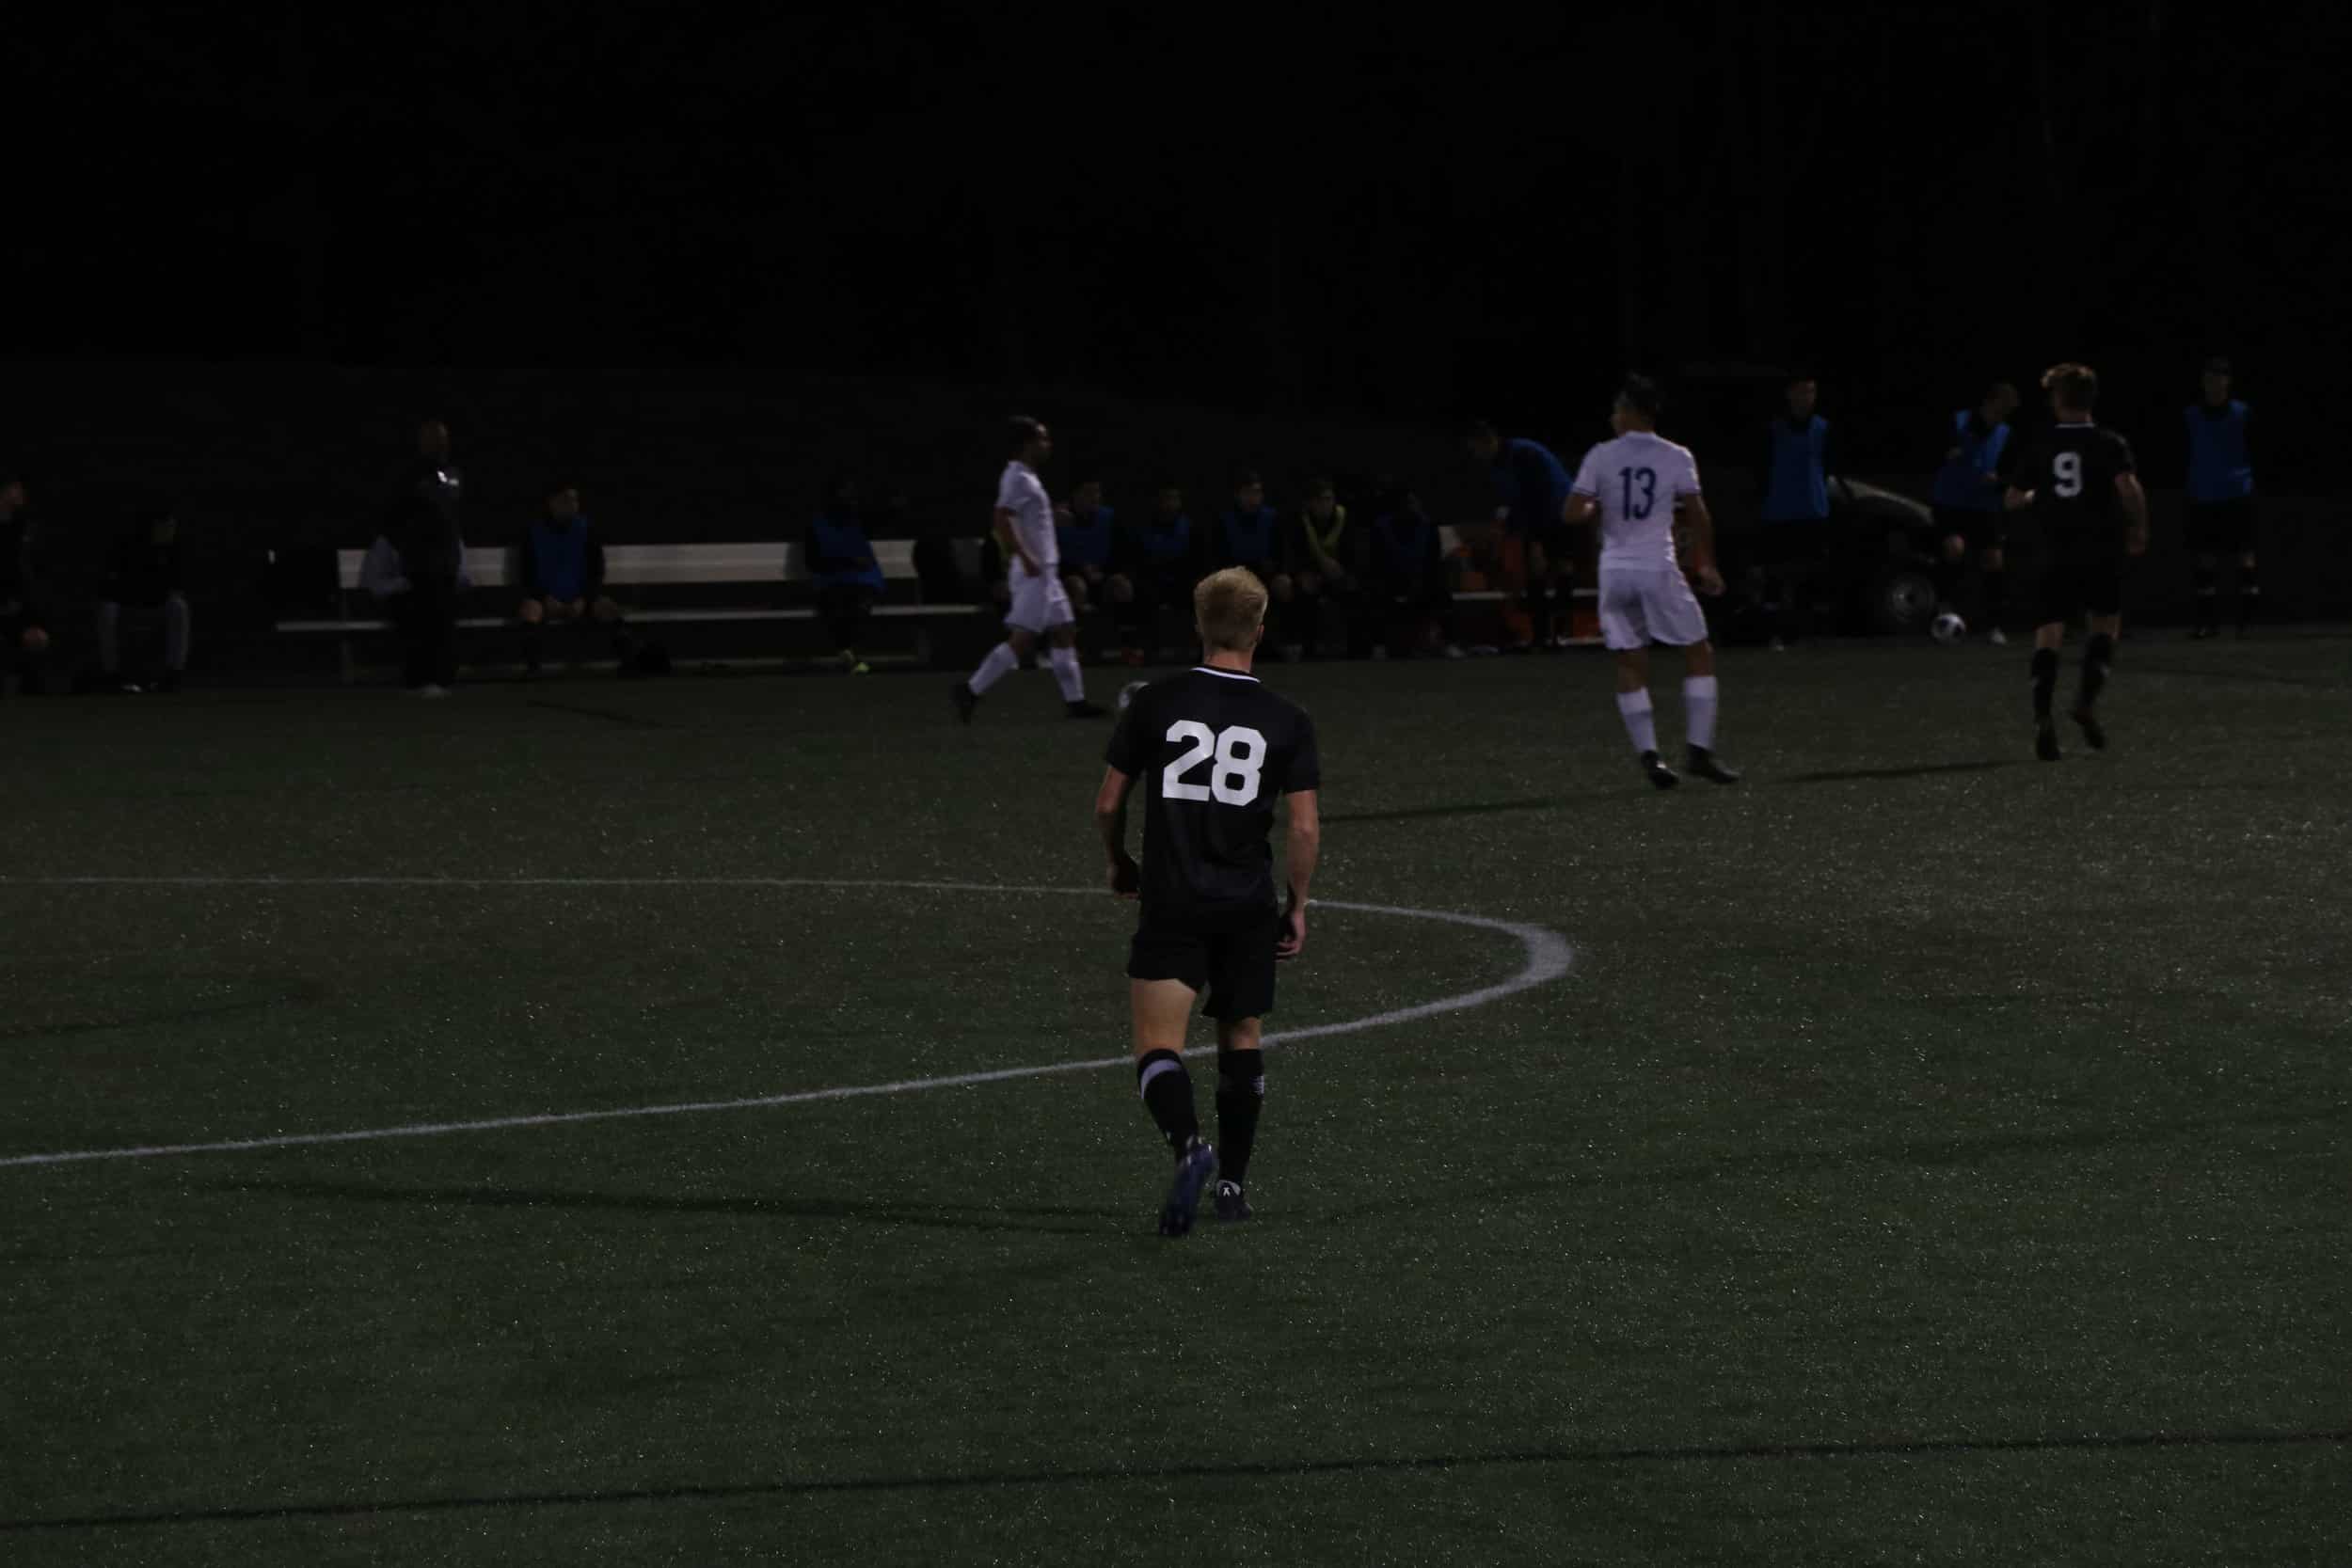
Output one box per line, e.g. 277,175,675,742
1194,566,1269,654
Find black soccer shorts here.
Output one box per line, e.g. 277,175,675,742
2184,499,2257,556
1127,905,1281,1023
2032,551,2123,626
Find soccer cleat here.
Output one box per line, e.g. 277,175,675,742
2036,721,2061,762
950,681,978,723
1640,750,1680,790
1986,627,2009,647
1685,746,1741,784
1158,1136,1217,1238
1214,1180,1253,1223
2189,626,2217,641
2070,705,2106,752
1065,698,1108,719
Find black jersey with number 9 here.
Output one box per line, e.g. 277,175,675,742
1105,667,1320,917
2017,422,2137,553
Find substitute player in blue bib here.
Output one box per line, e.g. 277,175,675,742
1095,567,1321,1237
2184,356,2258,639
1931,381,2019,643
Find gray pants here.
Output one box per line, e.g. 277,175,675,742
97,594,191,673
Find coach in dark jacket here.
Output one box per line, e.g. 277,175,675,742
384,419,465,692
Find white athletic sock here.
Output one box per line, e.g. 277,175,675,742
968,641,1019,695
1615,689,1658,755
1048,645,1086,703
1684,674,1719,751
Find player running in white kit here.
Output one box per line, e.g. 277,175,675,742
1565,376,1740,790
952,416,1107,721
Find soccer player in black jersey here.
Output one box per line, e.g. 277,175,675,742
1094,567,1322,1237
2003,364,2151,761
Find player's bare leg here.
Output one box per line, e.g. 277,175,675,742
2070,612,2118,752
1613,647,1677,789
953,626,1037,722
1211,1016,1264,1221
1680,640,1738,784
2031,621,2065,760
1049,621,1106,718
1132,978,1215,1237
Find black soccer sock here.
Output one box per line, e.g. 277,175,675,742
2236,567,2260,631
521,620,544,672
1136,1049,1199,1154
2078,632,2113,710
2031,647,2058,722
2192,562,2218,632
1215,1048,1265,1187
1981,568,2006,632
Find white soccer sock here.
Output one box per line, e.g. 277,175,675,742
1048,645,1086,703
968,641,1020,695
1615,689,1658,755
1684,674,1719,751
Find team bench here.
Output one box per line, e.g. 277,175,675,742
274,541,982,681
272,531,1596,680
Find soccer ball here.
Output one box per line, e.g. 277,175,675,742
1117,679,1149,712
1931,611,1967,645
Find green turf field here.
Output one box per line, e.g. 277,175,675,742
3,638,2346,1565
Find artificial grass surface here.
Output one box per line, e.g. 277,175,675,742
3,636,2346,1563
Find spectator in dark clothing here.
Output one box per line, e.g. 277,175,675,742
0,474,53,696
96,510,191,691
518,482,630,676
1368,482,1462,658
1284,477,1367,657
1754,375,1838,647
1467,420,1577,649
805,474,884,673
1116,483,1202,663
1056,479,1124,616
906,490,970,604
1212,471,1299,657
383,419,465,694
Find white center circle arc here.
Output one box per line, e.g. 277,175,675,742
0,878,1576,1170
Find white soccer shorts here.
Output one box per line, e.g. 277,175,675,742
1597,564,1709,650
1004,562,1076,634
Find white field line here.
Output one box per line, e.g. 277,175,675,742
0,879,1573,1170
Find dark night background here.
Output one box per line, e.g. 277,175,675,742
4,4,2347,562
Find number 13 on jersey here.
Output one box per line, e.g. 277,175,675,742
1163,721,1266,805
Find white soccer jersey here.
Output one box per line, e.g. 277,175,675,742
996,460,1057,577
1571,432,1703,570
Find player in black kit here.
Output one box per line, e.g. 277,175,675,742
1094,566,1322,1237
2003,363,2151,761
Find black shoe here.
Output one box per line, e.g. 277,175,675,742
1640,751,1680,790
2188,626,2217,641
2036,721,2062,762
2070,705,2106,752
1213,1180,1252,1223
950,681,978,724
1065,699,1108,719
1159,1136,1216,1238
1685,746,1740,784
151,673,181,695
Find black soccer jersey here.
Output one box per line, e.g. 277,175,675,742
1105,666,1320,917
2016,422,2137,552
